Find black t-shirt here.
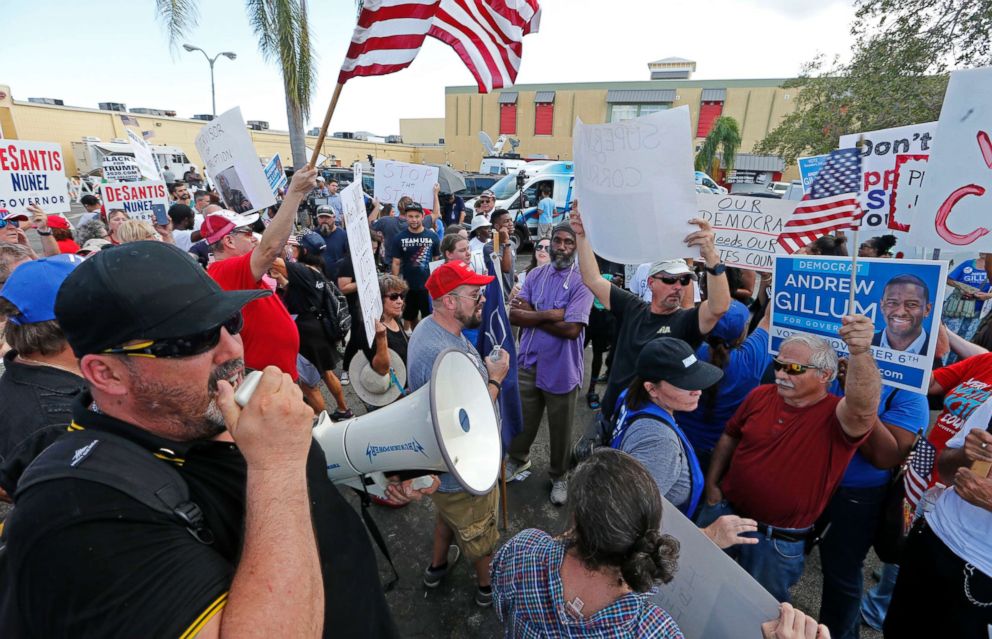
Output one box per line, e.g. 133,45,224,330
358,322,410,371
2,395,398,638
337,254,360,311
602,285,703,419
282,261,327,319
389,228,440,290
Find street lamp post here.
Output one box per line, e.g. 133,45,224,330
182,44,237,117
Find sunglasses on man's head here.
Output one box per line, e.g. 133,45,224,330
653,274,693,286
103,312,243,359
0,218,20,229
385,292,406,301
772,359,821,375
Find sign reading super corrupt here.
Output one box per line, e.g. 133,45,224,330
374,160,439,208
573,107,697,264
101,180,169,224
0,139,70,214
770,255,947,393
195,106,276,216
696,193,794,272
342,172,382,348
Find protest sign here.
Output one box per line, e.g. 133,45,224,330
373,160,439,207
102,155,141,182
890,154,928,234
342,179,381,347
652,496,779,638
0,139,70,214
263,154,287,195
573,107,696,264
840,122,935,235
195,107,276,215
696,193,794,271
771,255,947,393
908,68,992,253
797,154,828,194
101,180,169,224
125,128,163,181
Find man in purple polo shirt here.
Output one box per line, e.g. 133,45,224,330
507,223,593,505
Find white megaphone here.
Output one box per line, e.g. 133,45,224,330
234,349,502,499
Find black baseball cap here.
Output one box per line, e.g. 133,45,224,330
635,337,723,391
402,202,424,213
55,241,270,357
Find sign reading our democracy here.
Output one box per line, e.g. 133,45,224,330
771,255,947,393
101,180,169,224
695,193,794,271
342,166,382,348
0,139,70,214
373,160,439,207
102,155,141,182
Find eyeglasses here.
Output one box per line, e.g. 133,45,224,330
448,290,484,303
232,227,254,236
103,313,243,359
535,243,550,252
0,219,20,229
653,274,693,286
385,292,406,301
772,359,821,375
478,197,493,203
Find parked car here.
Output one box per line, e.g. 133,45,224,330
461,173,499,197
768,181,790,197
694,170,728,194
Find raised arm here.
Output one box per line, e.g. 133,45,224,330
568,202,611,309
28,205,60,257
836,314,881,439
688,218,730,334
250,169,316,282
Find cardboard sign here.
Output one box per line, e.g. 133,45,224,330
770,255,947,393
125,128,163,181
263,154,288,195
102,155,141,182
373,160,439,207
651,497,780,638
101,180,169,224
797,154,828,194
839,122,936,236
890,155,929,234
0,140,70,214
696,193,794,271
573,107,697,264
342,178,381,347
908,68,992,252
195,107,276,215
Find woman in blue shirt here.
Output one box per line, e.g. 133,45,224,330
945,254,992,348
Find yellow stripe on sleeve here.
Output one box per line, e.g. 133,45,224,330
180,591,228,639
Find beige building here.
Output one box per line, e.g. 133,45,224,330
0,84,445,177
399,118,446,145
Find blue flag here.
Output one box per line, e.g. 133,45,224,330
476,254,523,452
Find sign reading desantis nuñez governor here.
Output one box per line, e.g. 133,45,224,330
770,255,947,393
0,140,70,214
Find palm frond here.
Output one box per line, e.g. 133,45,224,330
155,0,200,50
246,0,316,117
695,116,742,173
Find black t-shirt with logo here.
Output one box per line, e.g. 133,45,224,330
602,285,703,419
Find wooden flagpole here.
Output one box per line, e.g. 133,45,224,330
307,83,344,169
850,135,866,314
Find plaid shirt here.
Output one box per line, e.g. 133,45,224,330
492,529,684,638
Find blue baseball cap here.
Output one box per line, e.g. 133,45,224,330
1,254,84,325
710,300,751,342
299,231,326,256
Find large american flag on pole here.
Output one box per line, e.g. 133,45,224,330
777,147,864,254
338,0,542,93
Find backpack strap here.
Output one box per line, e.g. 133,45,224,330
15,431,214,545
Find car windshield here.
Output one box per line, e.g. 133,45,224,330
489,174,521,199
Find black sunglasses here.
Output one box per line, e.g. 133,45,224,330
535,243,550,251
653,274,693,286
0,218,20,229
772,359,822,375
385,292,406,301
103,312,243,359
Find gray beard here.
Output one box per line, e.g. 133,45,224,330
552,252,575,270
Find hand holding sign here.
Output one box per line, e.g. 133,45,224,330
838,314,875,355
685,217,718,263
288,167,317,197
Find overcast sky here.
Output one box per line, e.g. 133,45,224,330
2,0,856,135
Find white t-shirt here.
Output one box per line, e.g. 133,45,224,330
926,426,992,577
172,229,196,251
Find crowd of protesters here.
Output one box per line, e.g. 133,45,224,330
0,162,989,639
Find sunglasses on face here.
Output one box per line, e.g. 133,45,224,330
535,243,550,252
478,198,493,203
0,219,20,229
653,274,693,286
448,290,484,303
772,359,821,375
385,292,406,301
103,312,243,359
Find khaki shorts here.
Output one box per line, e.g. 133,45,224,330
430,488,500,562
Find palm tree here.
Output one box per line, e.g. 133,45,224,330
694,116,742,180
156,0,316,169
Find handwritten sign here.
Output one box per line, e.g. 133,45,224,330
797,154,828,194
101,180,169,224
890,155,928,234
263,154,288,195
0,140,70,214
573,107,696,264
195,107,275,215
696,193,793,271
771,255,947,393
342,177,381,347
651,497,779,638
125,128,162,181
373,160,439,207
102,155,141,182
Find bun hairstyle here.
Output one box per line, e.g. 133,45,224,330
873,234,897,255
808,234,848,256
565,449,680,592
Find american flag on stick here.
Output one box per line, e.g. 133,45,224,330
903,436,938,510
777,147,864,254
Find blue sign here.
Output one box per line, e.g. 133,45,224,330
797,155,829,194
263,154,288,195
770,255,948,393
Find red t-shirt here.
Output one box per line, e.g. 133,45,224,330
720,385,867,528
208,251,300,380
56,238,81,254
930,352,992,465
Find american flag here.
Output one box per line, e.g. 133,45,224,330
120,114,139,127
338,0,542,93
777,147,864,254
903,436,938,510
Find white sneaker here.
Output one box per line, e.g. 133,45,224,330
550,477,568,506
340,372,350,386
504,458,531,481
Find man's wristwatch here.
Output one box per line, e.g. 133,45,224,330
704,263,727,276
36,229,52,236
488,379,502,392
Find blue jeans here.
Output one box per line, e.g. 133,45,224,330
818,484,888,639
860,563,899,631
695,500,807,603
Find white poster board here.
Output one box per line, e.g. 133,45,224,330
890,155,929,235
125,128,163,181
908,68,992,253
652,497,779,638
102,155,141,182
101,180,169,224
696,193,794,271
373,160,439,208
195,107,276,215
0,140,71,214
342,178,382,347
573,107,697,264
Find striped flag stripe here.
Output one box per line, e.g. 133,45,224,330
431,10,511,91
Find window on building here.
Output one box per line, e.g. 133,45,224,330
499,103,517,135
697,101,724,137
608,103,670,123
534,92,555,136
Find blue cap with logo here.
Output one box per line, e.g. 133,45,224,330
1,254,85,325
709,300,751,343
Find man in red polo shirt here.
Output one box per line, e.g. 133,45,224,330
701,314,879,603
205,168,315,381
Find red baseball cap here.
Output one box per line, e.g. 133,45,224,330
200,209,259,244
46,215,70,230
426,260,494,299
